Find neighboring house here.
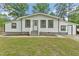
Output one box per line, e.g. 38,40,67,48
5,13,77,36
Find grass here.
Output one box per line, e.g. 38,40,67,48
0,37,79,56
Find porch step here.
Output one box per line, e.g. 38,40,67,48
31,31,38,36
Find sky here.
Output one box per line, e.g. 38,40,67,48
25,3,79,14
28,3,55,14
0,3,78,20
0,3,79,15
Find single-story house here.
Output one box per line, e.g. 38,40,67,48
4,13,77,36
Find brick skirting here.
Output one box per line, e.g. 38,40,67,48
39,32,68,36
5,32,30,36
5,32,68,36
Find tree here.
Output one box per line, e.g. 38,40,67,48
69,13,79,24
54,3,67,19
0,14,8,27
69,6,79,24
49,12,56,16
4,3,28,19
0,14,9,32
54,3,74,20
33,3,49,14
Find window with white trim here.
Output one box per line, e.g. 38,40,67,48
61,25,66,31
40,20,46,28
25,20,30,28
12,23,16,29
48,20,53,28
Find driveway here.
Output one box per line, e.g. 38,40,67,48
65,35,79,41
73,35,79,41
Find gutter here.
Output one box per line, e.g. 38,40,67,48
21,19,22,32
4,24,5,32
58,19,59,34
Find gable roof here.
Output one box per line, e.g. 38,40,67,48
16,13,63,20
5,13,79,25
67,22,79,25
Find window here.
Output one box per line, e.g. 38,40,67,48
34,20,38,26
12,23,16,29
40,20,46,28
25,20,30,28
48,20,53,28
61,25,66,31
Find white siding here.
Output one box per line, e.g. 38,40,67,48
72,25,76,35
39,19,58,32
5,14,76,35
21,19,31,32
22,15,59,33
58,21,76,35
59,21,68,33
5,21,21,32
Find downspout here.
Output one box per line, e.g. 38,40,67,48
76,25,77,35
21,19,22,33
4,24,5,32
58,18,59,34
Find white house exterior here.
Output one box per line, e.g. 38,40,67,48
5,13,77,36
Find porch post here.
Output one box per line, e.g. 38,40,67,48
58,18,60,34
38,20,40,36
21,19,22,32
30,20,32,35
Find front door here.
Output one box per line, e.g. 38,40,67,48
31,20,38,35
33,20,38,31
68,25,73,35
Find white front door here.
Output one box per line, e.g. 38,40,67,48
33,20,38,31
31,20,38,36
68,25,72,35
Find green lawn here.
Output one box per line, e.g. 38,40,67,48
0,37,79,56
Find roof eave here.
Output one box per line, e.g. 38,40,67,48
16,13,62,20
